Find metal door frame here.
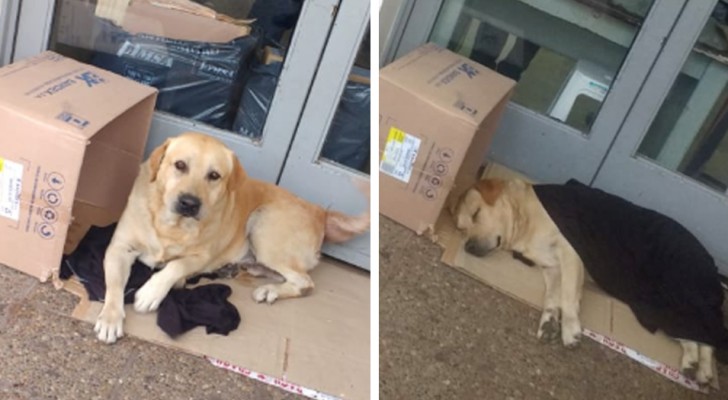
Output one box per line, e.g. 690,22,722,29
279,0,371,269
593,0,728,271
0,0,21,65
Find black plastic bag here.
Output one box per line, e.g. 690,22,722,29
91,20,259,130
321,80,371,171
232,52,283,138
249,0,304,42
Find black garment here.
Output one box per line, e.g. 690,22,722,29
533,179,728,361
158,284,240,337
60,224,241,337
60,224,153,304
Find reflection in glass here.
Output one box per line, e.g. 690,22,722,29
430,0,653,133
49,0,303,137
638,1,728,193
320,27,371,174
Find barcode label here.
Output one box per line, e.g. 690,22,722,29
0,157,23,221
380,127,421,183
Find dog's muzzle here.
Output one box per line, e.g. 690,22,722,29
464,236,501,257
175,193,201,218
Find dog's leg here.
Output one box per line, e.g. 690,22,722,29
679,339,700,380
697,343,714,386
134,257,205,313
246,211,320,304
538,264,562,342
558,243,584,348
251,262,315,304
94,245,138,344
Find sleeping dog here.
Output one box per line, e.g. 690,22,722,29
452,178,728,387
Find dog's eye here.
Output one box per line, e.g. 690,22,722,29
174,160,187,173
472,208,480,220
207,171,221,181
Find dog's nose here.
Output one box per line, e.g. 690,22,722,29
175,193,201,217
465,238,490,257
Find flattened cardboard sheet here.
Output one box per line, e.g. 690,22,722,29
69,259,370,400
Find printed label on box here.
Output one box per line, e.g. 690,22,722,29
0,157,23,221
380,127,421,183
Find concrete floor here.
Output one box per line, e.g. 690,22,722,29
0,264,298,400
379,216,728,400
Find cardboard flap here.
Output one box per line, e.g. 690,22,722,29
120,1,252,42
381,43,515,126
0,52,158,140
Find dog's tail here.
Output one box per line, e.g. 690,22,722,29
325,210,370,243
324,179,370,243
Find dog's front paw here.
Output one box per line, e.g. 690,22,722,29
134,280,168,313
253,285,279,304
94,303,125,344
681,363,698,381
537,308,561,342
561,317,582,348
696,362,714,388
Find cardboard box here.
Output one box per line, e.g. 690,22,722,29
0,51,157,282
435,162,715,392
379,43,515,234
54,0,254,52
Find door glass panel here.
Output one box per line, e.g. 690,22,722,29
319,26,370,174
637,2,728,193
430,0,654,134
48,0,305,140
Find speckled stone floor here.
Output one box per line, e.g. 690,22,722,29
379,216,728,400
0,264,299,400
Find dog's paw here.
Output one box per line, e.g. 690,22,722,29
253,285,279,304
134,281,168,313
94,303,125,344
561,318,582,348
696,363,714,387
537,308,561,342
681,362,698,381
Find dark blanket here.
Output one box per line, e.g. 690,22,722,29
533,179,728,358
60,224,240,338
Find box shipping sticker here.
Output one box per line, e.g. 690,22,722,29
0,157,23,221
380,127,421,183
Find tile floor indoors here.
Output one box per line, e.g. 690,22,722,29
379,216,728,400
0,263,299,400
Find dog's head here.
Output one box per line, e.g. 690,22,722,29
147,132,246,222
450,179,513,257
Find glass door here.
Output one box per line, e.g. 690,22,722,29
594,0,728,272
385,0,684,184
12,0,340,182
279,0,371,269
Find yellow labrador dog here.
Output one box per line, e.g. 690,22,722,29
452,179,584,348
452,178,728,386
95,132,369,344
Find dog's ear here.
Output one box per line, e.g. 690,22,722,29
448,187,468,216
227,151,247,192
148,139,171,183
475,179,505,206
